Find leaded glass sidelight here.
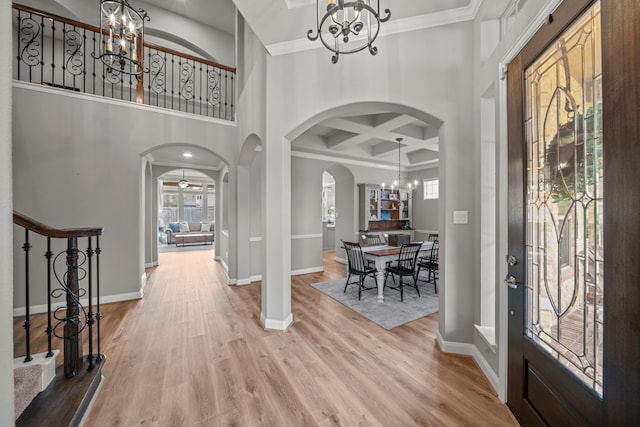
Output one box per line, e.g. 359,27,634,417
524,2,603,395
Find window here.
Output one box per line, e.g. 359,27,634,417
423,179,439,200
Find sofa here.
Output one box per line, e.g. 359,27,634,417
164,222,214,245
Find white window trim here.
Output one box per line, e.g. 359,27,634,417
423,178,439,200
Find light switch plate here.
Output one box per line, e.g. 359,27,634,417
453,210,468,225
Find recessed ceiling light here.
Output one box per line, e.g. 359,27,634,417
183,152,193,158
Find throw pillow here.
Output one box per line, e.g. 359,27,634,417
179,222,190,233
168,223,180,233
200,223,211,232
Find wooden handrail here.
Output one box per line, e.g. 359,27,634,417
13,3,102,33
13,211,103,239
12,3,236,73
145,42,236,73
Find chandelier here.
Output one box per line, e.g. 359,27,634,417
307,0,390,64
381,138,419,199
99,0,149,76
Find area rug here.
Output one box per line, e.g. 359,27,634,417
310,273,438,330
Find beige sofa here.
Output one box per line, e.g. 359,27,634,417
165,222,214,245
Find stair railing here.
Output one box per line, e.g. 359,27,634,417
13,211,104,378
12,2,236,121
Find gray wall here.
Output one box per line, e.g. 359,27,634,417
264,20,475,343
1,0,14,421
410,166,440,238
12,85,237,308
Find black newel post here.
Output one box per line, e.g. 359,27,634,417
64,237,83,378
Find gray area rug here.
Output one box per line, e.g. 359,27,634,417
311,273,438,330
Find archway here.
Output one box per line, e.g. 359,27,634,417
263,101,443,331
141,143,227,271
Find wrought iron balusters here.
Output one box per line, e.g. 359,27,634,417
22,229,33,363
13,3,236,120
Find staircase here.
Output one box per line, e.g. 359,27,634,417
12,212,106,425
14,350,59,418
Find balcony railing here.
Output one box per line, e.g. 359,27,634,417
12,3,235,121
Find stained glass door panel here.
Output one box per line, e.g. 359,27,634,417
524,2,603,395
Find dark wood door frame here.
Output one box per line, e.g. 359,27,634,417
600,0,640,424
506,0,640,425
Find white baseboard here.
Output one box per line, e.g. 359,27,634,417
260,312,293,331
335,257,347,265
437,330,500,396
216,256,229,273
472,346,500,396
291,266,323,276
436,330,474,355
144,261,158,268
13,291,143,317
140,272,147,297
233,275,262,286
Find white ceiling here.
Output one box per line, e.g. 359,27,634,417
150,146,225,173
137,0,510,171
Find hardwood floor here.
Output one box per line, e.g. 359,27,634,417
15,249,518,426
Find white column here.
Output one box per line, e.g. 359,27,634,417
0,0,15,422
261,133,292,330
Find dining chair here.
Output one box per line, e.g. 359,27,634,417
383,242,422,302
416,239,439,293
342,240,378,300
360,233,384,246
427,232,439,242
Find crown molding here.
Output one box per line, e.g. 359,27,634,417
267,0,483,57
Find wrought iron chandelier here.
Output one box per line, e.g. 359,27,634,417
381,138,419,199
99,0,149,76
307,0,390,64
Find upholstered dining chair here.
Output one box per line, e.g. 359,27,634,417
342,240,378,300
416,239,439,293
383,242,422,302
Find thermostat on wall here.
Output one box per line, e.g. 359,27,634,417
453,210,468,225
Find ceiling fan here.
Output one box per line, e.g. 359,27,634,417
178,169,189,188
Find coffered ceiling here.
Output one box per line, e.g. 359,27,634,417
292,111,440,168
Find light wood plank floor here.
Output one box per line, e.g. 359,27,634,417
17,249,519,426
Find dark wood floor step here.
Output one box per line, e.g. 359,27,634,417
16,357,105,427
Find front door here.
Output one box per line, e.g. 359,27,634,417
506,0,640,425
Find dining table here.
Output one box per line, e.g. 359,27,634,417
361,241,434,303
